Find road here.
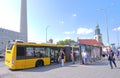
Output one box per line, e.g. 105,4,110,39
0,58,120,78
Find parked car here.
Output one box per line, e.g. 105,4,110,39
0,53,4,58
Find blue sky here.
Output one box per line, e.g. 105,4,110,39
0,0,120,46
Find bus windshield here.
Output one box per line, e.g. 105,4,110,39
7,42,14,50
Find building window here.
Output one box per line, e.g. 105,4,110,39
1,42,3,44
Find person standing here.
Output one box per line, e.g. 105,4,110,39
82,50,88,64
107,49,117,69
58,53,61,63
115,49,119,58
70,51,75,64
60,49,65,67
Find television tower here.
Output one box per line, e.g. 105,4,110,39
20,0,28,42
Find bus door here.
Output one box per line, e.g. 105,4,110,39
16,45,26,69
50,48,59,63
65,47,71,61
54,49,59,63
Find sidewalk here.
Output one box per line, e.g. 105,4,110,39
0,58,4,62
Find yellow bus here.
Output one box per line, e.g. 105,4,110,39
5,41,67,70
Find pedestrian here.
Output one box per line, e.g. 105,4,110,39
58,54,61,63
75,50,79,62
107,48,117,69
60,49,65,67
82,50,88,64
115,49,119,58
70,51,75,64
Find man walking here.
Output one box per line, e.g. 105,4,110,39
107,48,117,69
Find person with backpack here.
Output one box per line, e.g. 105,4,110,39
107,48,117,69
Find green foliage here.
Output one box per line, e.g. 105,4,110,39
57,39,76,45
0,52,2,54
57,40,65,45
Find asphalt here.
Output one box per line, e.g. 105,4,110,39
0,57,120,78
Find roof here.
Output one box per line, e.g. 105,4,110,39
16,42,66,47
77,39,104,47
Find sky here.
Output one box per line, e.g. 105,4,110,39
0,0,120,46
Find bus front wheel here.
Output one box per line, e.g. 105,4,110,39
35,60,43,67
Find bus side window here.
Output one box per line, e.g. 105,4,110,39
39,48,45,57
35,47,40,57
46,48,50,57
17,46,25,60
34,47,43,58
26,47,34,58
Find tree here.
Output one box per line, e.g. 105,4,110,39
57,40,65,45
57,39,76,45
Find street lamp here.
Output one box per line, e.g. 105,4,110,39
97,9,110,46
116,31,119,47
46,25,50,43
113,27,119,47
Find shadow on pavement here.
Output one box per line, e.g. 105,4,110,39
22,60,109,72
17,60,110,72
68,65,78,67
21,62,76,72
86,60,109,66
116,67,120,69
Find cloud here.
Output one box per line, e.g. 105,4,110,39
79,37,92,39
64,32,71,34
59,21,64,24
111,2,115,6
113,28,117,31
72,13,77,17
77,27,93,35
64,31,75,34
113,26,120,31
64,37,71,40
53,38,60,44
